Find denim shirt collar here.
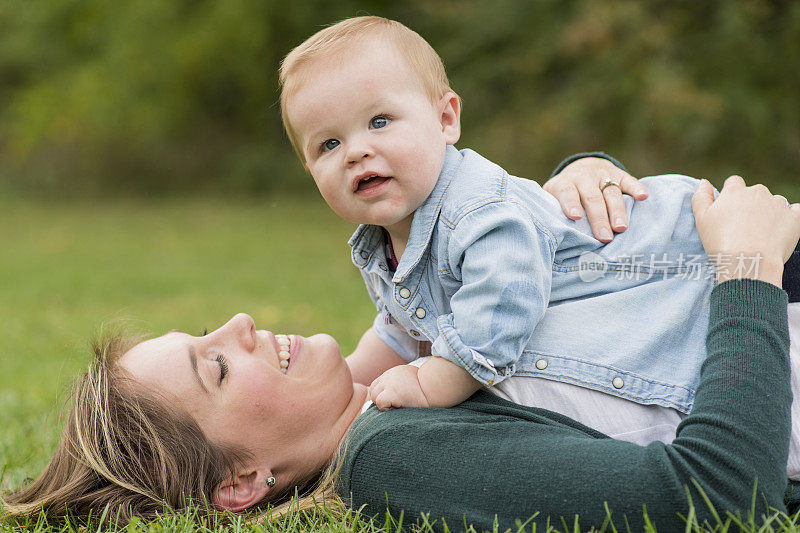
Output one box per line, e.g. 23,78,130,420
348,145,463,283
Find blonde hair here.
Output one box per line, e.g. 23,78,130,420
279,16,455,164
0,330,345,526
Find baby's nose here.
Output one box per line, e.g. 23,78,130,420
346,139,375,164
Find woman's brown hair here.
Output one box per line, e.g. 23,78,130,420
1,330,346,526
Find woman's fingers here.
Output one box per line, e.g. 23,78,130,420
600,171,649,232
619,173,649,200
578,188,615,242
692,176,800,286
722,174,746,190
543,156,646,241
601,181,628,232
690,179,715,215
597,170,648,234
551,183,584,220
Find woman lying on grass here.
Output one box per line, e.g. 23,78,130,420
2,157,800,531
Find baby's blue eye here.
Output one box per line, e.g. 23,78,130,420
370,116,389,129
322,139,339,152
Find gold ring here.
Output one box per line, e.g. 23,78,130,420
600,178,621,193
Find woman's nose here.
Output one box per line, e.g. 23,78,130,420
218,313,256,352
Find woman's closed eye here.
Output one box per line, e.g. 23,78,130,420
216,354,229,384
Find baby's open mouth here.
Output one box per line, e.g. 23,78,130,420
275,334,292,373
356,174,391,192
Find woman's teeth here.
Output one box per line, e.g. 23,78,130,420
276,334,291,373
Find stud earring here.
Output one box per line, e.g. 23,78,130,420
266,476,276,487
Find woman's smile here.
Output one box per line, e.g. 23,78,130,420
273,334,301,373
118,312,367,487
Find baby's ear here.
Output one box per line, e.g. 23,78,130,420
439,91,461,145
212,469,272,512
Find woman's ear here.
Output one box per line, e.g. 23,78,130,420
438,91,461,145
212,469,272,512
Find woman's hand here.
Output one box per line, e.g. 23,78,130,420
692,176,800,286
543,157,648,242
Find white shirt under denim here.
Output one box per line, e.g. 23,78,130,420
350,145,713,413
405,300,800,481
407,304,800,479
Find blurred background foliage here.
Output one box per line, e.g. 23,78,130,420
0,0,797,197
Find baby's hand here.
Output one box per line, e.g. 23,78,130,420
369,365,430,410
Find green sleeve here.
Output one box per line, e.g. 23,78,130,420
549,152,627,179
338,279,791,531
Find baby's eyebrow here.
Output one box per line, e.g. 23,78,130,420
304,136,319,157
303,125,335,156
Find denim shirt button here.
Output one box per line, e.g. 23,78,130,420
414,307,426,319
612,377,624,389
360,251,369,260
378,263,387,271
535,359,548,370
409,329,420,337
399,287,411,298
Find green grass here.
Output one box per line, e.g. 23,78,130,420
0,195,374,491
1,195,800,532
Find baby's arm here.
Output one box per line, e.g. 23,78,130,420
346,327,408,385
373,202,555,407
369,357,480,410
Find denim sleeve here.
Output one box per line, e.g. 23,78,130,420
549,152,627,179
431,201,555,386
372,312,418,363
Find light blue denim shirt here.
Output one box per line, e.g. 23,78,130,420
349,146,713,412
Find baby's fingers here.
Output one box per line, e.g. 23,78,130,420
373,390,400,411
368,379,385,403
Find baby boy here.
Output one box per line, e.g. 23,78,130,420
278,16,754,414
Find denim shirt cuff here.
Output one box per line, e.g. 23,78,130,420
432,315,515,386
549,152,628,179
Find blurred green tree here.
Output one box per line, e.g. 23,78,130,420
0,0,797,196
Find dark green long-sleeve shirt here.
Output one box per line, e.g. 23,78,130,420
336,280,792,531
